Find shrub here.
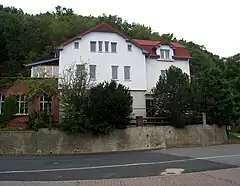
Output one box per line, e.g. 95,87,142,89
86,81,133,133
61,92,89,133
27,111,49,131
0,95,17,127
152,66,194,128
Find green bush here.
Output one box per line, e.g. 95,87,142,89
0,95,17,127
27,111,49,131
61,80,133,134
152,66,194,128
61,92,89,133
86,81,133,133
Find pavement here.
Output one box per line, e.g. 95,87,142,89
0,144,240,185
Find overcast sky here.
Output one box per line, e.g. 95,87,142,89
2,0,240,57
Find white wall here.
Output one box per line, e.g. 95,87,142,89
131,90,146,117
59,32,147,90
146,58,190,92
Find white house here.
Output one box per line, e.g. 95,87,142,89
26,23,191,118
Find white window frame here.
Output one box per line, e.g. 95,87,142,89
16,95,28,115
89,65,96,81
0,94,4,115
32,66,58,78
98,41,103,52
105,41,109,52
160,70,167,79
160,49,170,59
111,65,118,80
124,66,131,80
111,42,117,53
90,41,97,52
127,44,132,52
76,64,85,78
74,42,79,49
40,95,52,113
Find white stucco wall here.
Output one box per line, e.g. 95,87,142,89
59,32,147,90
146,58,190,92
131,90,146,117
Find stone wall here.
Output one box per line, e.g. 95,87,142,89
0,125,227,155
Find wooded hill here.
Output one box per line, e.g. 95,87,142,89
1,5,238,77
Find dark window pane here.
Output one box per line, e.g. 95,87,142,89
98,41,103,52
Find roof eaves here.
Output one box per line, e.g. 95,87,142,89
24,58,59,67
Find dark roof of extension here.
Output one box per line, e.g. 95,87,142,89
24,58,59,67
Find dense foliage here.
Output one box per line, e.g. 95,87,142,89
1,4,240,130
27,111,49,131
61,71,133,134
87,81,132,133
0,95,17,127
153,66,195,128
0,4,222,77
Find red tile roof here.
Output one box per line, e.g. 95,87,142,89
133,39,191,58
57,23,191,59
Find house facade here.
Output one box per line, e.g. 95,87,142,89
56,23,191,117
0,23,191,127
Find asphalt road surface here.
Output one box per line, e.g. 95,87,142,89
0,144,240,181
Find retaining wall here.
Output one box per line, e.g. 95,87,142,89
0,125,227,155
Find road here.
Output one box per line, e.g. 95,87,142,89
0,144,240,182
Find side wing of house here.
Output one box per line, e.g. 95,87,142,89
133,39,191,92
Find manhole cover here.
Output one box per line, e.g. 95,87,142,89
161,168,184,175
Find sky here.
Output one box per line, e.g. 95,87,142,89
1,0,240,57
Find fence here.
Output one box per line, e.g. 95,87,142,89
133,115,203,126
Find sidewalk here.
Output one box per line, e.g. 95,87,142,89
1,168,240,186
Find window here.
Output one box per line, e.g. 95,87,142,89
160,49,170,59
40,95,52,113
74,42,79,49
98,41,103,52
105,41,109,52
0,94,4,115
89,65,96,80
45,66,53,77
90,41,96,52
160,70,167,79
16,95,28,115
127,44,132,52
52,66,59,77
76,64,85,78
111,66,118,80
32,66,58,78
111,42,117,53
124,66,131,80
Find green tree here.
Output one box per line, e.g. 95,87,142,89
152,66,194,128
26,78,57,129
0,95,17,127
87,80,133,133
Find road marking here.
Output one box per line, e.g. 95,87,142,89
0,154,240,174
161,168,185,175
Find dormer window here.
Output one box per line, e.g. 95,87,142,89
160,49,170,59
